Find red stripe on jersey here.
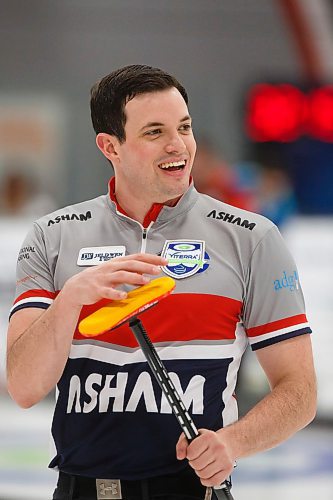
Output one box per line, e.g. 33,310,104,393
246,313,308,337
14,289,57,304
74,293,242,347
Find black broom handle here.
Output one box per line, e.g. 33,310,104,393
129,317,234,500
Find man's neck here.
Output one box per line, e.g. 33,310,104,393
115,190,180,226
108,177,190,226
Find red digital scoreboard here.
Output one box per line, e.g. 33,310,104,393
245,83,333,143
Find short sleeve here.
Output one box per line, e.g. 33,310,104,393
243,225,311,350
10,222,56,319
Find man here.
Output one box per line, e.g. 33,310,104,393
7,65,316,500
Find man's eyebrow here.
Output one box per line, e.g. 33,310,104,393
139,115,192,132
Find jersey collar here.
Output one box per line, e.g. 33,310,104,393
107,177,196,228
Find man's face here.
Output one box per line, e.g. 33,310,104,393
112,87,196,204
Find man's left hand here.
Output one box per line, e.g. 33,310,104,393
176,429,234,487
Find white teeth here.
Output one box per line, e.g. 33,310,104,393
159,160,186,169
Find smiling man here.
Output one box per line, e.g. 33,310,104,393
91,68,197,224
7,65,316,500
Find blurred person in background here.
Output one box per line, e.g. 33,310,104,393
243,144,298,228
191,139,297,228
257,165,297,228
191,138,257,211
6,65,316,500
0,163,56,218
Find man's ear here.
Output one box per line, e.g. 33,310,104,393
96,133,120,164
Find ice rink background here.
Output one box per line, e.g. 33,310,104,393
1,1,333,498
1,217,332,499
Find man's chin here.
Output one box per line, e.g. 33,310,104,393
158,188,188,207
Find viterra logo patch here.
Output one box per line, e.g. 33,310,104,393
161,240,208,279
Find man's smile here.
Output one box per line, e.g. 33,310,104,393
158,160,187,171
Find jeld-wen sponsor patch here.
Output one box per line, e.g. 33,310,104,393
77,246,126,266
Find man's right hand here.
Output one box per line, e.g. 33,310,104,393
7,253,168,407
62,253,168,306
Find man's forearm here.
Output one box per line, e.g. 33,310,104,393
7,293,82,408
219,375,317,460
7,254,168,408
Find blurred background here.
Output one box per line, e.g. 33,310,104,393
0,0,333,498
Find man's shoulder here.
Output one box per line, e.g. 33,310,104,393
195,192,275,235
34,194,107,230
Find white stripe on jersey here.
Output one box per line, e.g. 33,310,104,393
222,322,246,427
10,297,54,314
248,321,310,346
70,338,245,365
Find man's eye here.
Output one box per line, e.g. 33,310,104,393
145,129,161,136
180,124,192,132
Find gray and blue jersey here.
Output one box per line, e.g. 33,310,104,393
11,181,311,479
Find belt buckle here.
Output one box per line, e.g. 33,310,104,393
96,479,122,499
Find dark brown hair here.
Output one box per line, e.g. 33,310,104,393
90,64,188,143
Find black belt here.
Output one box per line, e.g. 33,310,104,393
55,467,208,499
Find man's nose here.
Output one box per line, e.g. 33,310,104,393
164,133,186,154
